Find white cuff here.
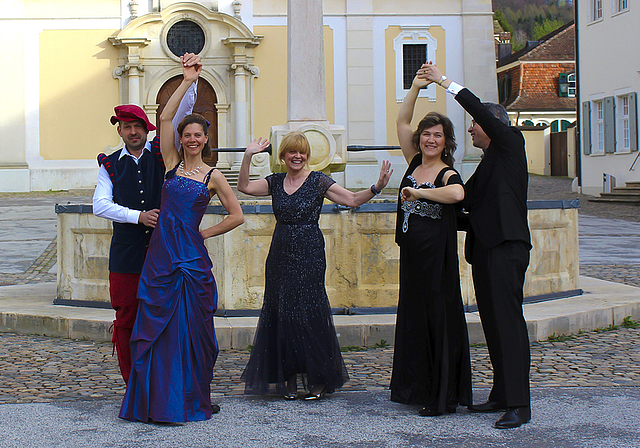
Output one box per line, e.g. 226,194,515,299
446,81,464,96
127,209,141,225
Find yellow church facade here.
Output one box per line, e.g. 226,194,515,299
0,0,497,192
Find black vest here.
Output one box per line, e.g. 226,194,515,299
97,137,165,273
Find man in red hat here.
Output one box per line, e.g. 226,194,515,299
93,53,201,383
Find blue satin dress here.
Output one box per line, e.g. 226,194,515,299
119,166,219,423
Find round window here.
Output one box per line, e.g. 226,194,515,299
166,20,205,57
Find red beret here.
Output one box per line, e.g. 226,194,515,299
110,105,156,131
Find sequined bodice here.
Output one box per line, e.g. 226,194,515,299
269,171,335,224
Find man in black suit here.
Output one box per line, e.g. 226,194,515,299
420,63,532,429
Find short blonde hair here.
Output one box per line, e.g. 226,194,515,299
277,131,311,161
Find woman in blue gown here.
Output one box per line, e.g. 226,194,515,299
119,57,244,423
238,131,393,400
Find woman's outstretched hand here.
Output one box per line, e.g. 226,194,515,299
245,137,271,156
374,160,393,193
412,72,431,90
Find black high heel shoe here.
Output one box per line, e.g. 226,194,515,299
303,388,327,401
284,374,298,400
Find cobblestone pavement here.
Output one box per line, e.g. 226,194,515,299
0,180,639,412
1,326,639,405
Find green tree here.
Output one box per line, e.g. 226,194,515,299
532,18,564,40
495,10,514,34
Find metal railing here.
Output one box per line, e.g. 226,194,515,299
208,145,401,154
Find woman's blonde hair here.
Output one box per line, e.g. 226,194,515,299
277,131,311,161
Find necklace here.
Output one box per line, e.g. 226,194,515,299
178,160,202,176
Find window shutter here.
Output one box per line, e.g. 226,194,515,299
558,73,568,97
604,96,615,153
582,101,591,155
630,92,638,152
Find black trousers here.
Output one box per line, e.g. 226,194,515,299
471,238,531,408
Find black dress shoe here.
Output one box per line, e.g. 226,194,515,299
283,392,298,400
418,406,456,417
212,404,221,414
494,406,531,429
418,406,442,417
467,400,506,413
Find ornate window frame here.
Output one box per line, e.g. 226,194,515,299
160,14,211,62
393,27,437,102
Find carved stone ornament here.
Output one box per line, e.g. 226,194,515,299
128,0,139,18
232,0,242,20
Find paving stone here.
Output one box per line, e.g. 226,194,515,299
0,326,638,403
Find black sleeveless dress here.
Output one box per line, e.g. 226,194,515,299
390,154,472,413
241,171,349,395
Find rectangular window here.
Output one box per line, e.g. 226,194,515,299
617,95,631,152
402,44,427,90
593,0,603,20
593,100,604,154
614,0,629,13
568,73,576,98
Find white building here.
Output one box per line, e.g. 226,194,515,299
578,0,639,195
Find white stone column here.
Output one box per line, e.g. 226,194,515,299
287,0,327,123
231,63,247,167
223,37,261,168
127,64,143,105
109,37,150,106
215,103,231,169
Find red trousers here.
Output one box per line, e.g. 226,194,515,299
109,272,141,384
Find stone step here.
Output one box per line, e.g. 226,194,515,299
612,186,640,192
589,196,640,204
600,191,640,198
625,181,640,187
215,169,257,188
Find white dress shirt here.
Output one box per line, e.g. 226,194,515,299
93,81,198,224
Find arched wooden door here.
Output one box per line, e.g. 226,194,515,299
156,76,218,166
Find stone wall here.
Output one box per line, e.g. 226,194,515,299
56,200,579,310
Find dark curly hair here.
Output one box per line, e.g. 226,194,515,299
411,112,457,166
176,113,211,160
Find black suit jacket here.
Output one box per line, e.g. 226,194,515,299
455,88,531,263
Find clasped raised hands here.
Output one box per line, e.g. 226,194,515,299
181,52,202,83
417,61,444,84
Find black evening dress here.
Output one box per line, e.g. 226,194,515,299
241,171,349,395
390,154,472,413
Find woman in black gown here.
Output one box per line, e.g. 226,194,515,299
390,73,472,416
238,131,392,400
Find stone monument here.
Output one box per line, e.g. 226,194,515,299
269,0,346,174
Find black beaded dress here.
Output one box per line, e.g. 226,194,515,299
390,154,472,413
241,171,349,395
